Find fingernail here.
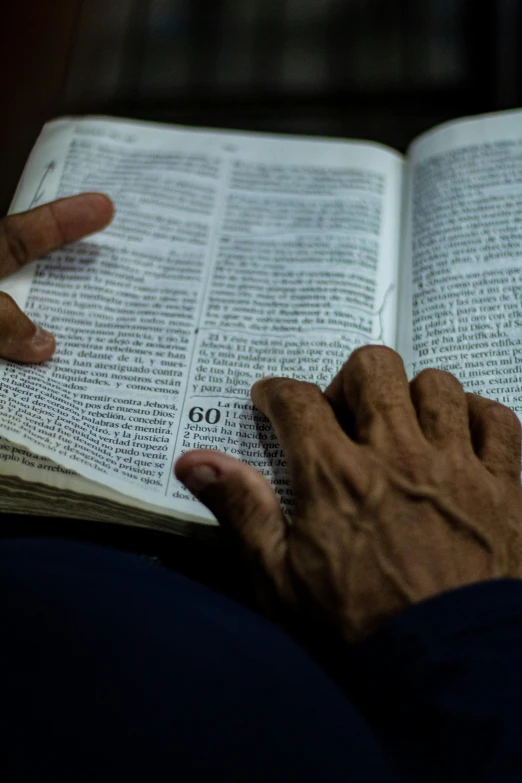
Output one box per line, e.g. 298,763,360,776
30,326,55,349
183,465,219,494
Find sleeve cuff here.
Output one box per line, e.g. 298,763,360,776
355,579,522,674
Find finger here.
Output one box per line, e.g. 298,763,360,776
409,368,472,449
467,393,521,481
175,450,288,577
326,345,425,450
251,377,358,492
0,292,55,362
323,368,357,439
0,193,114,279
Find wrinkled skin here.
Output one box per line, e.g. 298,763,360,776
4,197,519,644
176,346,522,643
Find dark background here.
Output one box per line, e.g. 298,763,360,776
2,0,522,215
1,0,522,594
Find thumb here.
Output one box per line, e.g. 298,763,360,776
0,292,55,362
175,450,288,573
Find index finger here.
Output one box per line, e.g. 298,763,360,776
0,193,114,279
251,377,359,503
325,346,425,451
467,393,522,481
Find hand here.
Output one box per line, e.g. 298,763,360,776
0,194,113,362
176,346,522,643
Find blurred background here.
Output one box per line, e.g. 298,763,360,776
1,0,522,589
2,0,522,213
3,0,522,214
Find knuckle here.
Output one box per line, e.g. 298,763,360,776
0,219,29,269
348,343,390,364
417,367,460,385
346,345,402,376
484,400,520,430
46,202,67,247
268,378,318,415
414,367,441,383
411,368,463,396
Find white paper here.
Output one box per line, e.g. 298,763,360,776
2,116,403,520
399,109,522,416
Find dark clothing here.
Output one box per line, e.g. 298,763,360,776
2,538,522,781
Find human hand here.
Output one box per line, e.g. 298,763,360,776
0,194,113,362
176,346,522,643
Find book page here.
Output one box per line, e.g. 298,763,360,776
400,110,522,416
2,117,403,521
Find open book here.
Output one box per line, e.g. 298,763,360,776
2,110,522,537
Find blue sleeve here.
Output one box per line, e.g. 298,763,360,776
353,580,522,783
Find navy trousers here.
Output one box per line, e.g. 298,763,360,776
3,538,522,781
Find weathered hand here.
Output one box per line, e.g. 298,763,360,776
176,346,522,643
0,194,113,362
